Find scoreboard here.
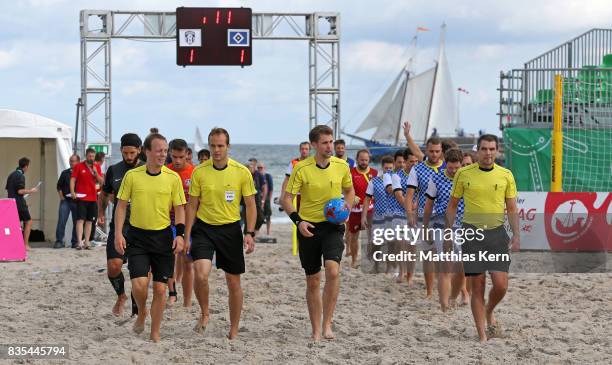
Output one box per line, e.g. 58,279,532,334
176,7,252,66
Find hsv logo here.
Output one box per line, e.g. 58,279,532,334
544,192,612,251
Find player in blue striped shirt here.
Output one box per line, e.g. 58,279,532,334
423,149,469,311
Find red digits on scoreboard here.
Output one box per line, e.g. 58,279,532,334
177,7,252,66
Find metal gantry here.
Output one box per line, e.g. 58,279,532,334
79,10,341,156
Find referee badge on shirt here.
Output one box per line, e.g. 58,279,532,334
225,190,235,202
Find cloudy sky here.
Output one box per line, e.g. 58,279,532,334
1,0,611,144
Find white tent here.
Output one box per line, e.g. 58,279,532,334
0,109,73,242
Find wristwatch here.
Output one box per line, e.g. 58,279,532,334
245,231,255,237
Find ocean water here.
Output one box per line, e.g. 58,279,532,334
110,143,298,222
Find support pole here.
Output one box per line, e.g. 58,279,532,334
551,74,563,192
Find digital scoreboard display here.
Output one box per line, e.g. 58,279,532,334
176,7,252,66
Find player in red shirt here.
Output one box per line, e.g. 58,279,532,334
346,149,377,268
166,139,195,308
70,147,104,250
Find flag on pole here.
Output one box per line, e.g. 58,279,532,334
416,26,430,32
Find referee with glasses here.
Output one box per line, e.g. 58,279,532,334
446,134,519,342
282,125,355,341
185,127,257,340
114,132,186,343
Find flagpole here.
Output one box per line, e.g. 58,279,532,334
407,26,430,75
457,88,469,133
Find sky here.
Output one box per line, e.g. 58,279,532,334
2,0,612,144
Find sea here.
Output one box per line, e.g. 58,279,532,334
110,143,298,222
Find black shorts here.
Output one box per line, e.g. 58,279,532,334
190,219,244,275
297,221,344,276
18,209,31,222
127,226,174,283
462,224,511,276
76,201,97,221
106,222,128,262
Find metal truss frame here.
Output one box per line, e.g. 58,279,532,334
79,10,340,156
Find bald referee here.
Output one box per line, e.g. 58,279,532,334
446,134,519,342
185,127,256,340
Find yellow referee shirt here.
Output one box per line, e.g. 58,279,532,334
451,163,517,229
116,165,186,230
189,158,257,225
286,156,353,223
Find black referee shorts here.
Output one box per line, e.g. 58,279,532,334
127,226,174,283
190,219,245,275
462,224,511,276
297,221,344,276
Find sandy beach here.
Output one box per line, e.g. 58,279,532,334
1,223,611,364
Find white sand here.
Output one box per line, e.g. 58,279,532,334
1,223,611,364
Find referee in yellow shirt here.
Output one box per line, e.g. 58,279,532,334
114,132,186,342
446,134,519,342
282,125,355,341
185,127,257,340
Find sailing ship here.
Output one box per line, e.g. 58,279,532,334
344,25,459,157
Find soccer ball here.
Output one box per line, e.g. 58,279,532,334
324,198,349,224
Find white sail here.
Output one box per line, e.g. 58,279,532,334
350,24,458,146
355,70,404,133
371,76,408,141
398,67,436,143
194,127,206,152
427,26,458,138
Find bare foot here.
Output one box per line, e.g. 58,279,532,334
150,333,160,343
167,295,177,307
25,245,32,251
183,301,193,308
311,332,321,341
193,314,209,334
487,322,502,339
351,261,360,269
112,294,128,317
133,309,148,334
227,331,238,340
323,326,335,340
425,291,433,299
